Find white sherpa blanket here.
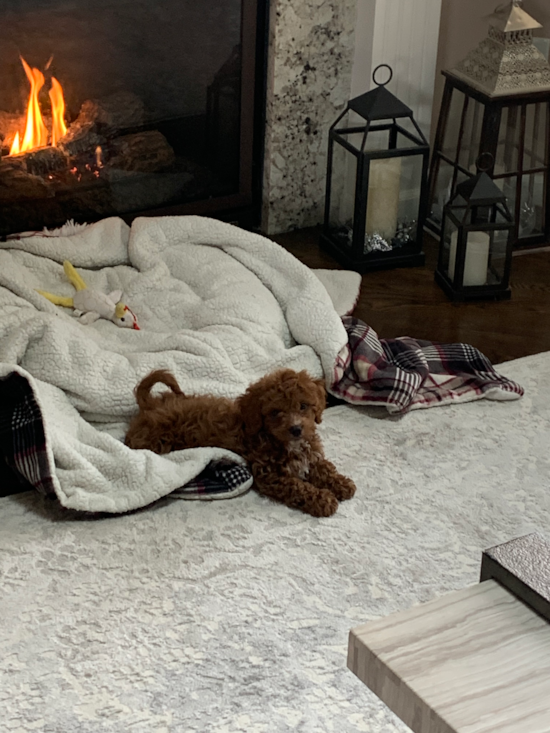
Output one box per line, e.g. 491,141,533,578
0,216,349,513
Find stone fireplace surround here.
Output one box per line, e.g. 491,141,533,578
262,0,357,235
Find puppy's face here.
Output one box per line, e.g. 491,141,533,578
239,369,326,446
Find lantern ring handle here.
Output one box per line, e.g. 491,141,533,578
476,152,495,173
372,64,393,87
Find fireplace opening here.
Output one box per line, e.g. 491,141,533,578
0,0,265,236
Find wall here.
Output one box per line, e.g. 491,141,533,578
353,0,443,137
350,0,376,97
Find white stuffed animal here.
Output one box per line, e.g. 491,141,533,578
37,260,140,330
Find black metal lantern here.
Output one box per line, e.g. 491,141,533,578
435,157,514,301
427,2,550,251
320,65,430,273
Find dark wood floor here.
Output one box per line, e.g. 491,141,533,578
272,227,550,365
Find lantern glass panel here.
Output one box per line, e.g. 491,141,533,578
459,229,491,287
398,154,424,244
487,229,509,286
494,103,548,241
442,89,465,158
431,159,471,228
492,202,511,226
334,110,367,152
328,140,357,247
519,172,545,236
441,214,459,281
457,98,484,173
494,172,545,238
365,154,424,249
523,103,547,169
494,176,516,217
364,127,394,153
393,128,420,149
495,107,520,175
447,225,496,288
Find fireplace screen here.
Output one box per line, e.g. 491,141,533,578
0,0,257,235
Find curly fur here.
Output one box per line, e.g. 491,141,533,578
125,368,356,517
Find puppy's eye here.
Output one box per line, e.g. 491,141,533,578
270,409,281,418
300,402,308,411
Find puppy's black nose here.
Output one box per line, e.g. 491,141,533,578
290,425,302,438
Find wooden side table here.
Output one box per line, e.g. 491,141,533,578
348,537,550,733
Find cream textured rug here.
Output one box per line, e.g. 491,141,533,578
1,351,548,732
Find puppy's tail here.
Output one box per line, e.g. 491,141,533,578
134,369,184,411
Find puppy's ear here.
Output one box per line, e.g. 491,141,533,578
237,385,264,437
313,378,326,424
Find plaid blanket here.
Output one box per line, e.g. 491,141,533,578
0,372,252,502
330,316,524,413
0,373,56,497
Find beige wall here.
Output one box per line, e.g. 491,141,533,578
431,0,550,141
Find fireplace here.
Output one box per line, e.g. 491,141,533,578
0,0,265,236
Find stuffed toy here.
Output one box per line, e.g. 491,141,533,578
37,260,140,330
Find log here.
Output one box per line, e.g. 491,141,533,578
24,146,69,175
57,90,146,155
58,119,105,157
94,91,146,131
107,130,175,173
72,92,146,134
0,164,51,200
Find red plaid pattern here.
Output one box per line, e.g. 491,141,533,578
330,317,524,413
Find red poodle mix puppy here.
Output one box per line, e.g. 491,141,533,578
125,368,356,517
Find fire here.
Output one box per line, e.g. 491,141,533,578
8,56,67,156
9,132,20,156
49,76,67,146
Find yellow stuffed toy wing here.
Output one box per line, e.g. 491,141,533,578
36,290,74,308
63,260,87,291
36,260,84,308
36,260,84,310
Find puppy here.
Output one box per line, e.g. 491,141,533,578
125,368,356,517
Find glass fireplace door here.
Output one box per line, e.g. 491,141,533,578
0,0,258,235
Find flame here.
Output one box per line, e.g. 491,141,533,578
19,58,48,153
8,56,67,155
9,132,20,156
49,76,67,146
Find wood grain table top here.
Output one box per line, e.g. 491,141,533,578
348,580,550,733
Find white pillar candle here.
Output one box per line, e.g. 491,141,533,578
365,157,401,240
448,230,490,286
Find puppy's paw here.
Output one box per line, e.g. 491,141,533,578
330,476,356,501
308,489,339,518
